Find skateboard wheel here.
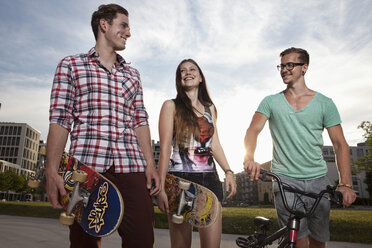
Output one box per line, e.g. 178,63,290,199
59,212,75,226
172,214,184,224
178,181,191,190
27,179,40,188
72,170,88,183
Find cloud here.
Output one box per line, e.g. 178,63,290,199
0,0,371,176
0,85,50,140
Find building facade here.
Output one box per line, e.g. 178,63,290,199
257,161,273,204
152,140,160,168
0,122,40,176
323,142,370,199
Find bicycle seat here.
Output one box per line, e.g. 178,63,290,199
254,216,272,229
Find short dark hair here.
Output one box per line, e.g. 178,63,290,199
280,47,310,65
91,4,129,40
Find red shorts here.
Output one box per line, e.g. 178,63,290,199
69,166,154,248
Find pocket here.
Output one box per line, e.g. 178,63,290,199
121,77,138,105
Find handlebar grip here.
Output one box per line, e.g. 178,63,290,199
331,191,343,205
259,170,272,182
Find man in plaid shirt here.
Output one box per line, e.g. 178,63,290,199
45,4,160,248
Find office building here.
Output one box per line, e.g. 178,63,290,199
0,122,40,177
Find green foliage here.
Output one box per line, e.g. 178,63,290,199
353,121,372,170
0,201,61,218
359,121,372,146
0,170,28,192
366,171,372,197
352,121,372,194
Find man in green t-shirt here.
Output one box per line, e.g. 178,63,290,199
243,47,356,248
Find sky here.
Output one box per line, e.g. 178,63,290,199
0,0,371,179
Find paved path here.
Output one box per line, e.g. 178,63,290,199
0,215,370,248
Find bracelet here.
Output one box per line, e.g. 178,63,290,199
224,169,234,175
338,183,353,190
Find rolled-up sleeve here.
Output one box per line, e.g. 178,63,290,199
49,57,75,132
132,76,149,129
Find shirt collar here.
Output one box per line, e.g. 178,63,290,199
88,47,127,66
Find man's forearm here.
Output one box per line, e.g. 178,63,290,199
135,125,155,168
244,128,258,160
335,143,352,185
46,123,69,174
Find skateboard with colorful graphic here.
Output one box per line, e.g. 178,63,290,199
164,173,220,228
28,150,124,237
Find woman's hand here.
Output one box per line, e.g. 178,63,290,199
156,190,169,214
225,172,237,199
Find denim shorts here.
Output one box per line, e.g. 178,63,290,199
273,175,331,242
169,171,223,202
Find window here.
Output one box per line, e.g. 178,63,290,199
357,149,364,158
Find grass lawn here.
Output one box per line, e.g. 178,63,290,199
1,202,371,244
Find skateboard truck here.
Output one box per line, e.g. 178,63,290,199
60,170,90,225
172,180,195,224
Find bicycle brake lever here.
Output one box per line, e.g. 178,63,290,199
332,191,343,205
326,185,343,205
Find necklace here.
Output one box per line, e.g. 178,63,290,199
193,106,204,116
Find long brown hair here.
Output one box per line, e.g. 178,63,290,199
173,59,215,146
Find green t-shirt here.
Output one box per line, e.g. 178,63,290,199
257,92,341,179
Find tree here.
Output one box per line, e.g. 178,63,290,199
353,121,372,195
353,121,372,171
0,170,27,192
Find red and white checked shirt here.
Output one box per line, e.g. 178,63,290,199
49,48,149,173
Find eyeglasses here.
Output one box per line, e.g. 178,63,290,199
277,62,304,71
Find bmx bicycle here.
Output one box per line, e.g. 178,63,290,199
236,170,343,248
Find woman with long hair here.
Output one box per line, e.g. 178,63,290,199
157,59,236,248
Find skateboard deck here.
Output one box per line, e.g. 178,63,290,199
164,173,220,228
29,150,124,237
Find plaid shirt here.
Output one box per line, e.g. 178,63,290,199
49,48,149,173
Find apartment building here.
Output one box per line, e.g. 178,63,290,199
152,140,160,168
323,142,370,199
0,122,40,176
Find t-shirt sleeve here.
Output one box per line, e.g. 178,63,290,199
256,96,272,119
324,98,341,128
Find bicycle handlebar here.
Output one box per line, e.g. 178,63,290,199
259,169,343,218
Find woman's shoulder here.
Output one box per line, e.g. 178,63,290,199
162,99,176,111
206,104,217,119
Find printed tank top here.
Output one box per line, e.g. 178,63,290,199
168,107,216,173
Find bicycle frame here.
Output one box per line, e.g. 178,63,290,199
236,170,342,248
